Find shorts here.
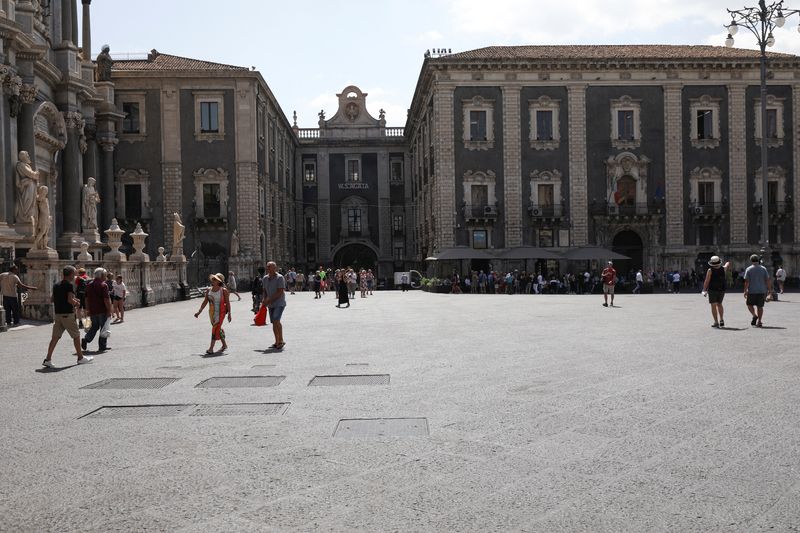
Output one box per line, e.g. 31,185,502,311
602,284,615,295
708,291,725,304
52,313,80,340
746,293,766,307
268,305,285,323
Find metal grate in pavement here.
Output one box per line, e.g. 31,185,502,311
308,374,390,386
195,376,285,388
346,363,370,367
80,404,194,419
333,418,429,438
251,364,277,369
81,378,179,390
189,403,289,417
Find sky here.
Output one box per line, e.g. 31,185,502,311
88,0,800,128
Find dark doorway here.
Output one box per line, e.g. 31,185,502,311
333,243,377,270
612,230,643,276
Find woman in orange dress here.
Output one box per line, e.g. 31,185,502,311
194,273,231,354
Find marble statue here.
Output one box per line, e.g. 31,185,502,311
230,229,240,257
32,185,51,250
95,45,113,82
82,177,100,230
172,212,185,251
78,242,92,262
15,150,40,224
156,246,167,262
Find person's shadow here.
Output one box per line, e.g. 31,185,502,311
758,326,787,330
35,364,77,373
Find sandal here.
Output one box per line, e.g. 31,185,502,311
275,342,286,349
205,350,214,355
268,343,278,349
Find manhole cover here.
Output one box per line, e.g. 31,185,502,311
195,376,285,388
80,404,194,419
81,378,179,390
333,418,429,438
190,403,289,416
309,374,389,386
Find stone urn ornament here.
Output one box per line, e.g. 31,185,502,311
130,222,150,262
104,218,126,261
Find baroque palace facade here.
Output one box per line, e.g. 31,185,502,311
407,45,800,275
2,0,799,290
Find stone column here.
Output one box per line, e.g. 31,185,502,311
60,112,83,243
317,151,331,263
664,85,684,248
502,85,522,248
728,85,747,246
83,122,98,185
60,0,73,45
432,86,455,249
793,84,800,249
160,84,182,251
377,150,391,260
567,84,588,246
17,84,37,156
70,0,78,45
98,136,116,230
81,0,91,60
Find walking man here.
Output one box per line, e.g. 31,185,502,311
82,267,112,352
44,266,93,367
400,272,409,292
775,265,786,294
1,265,37,326
601,261,617,307
251,267,265,312
226,271,242,301
744,254,772,328
633,270,643,294
702,256,730,328
262,261,287,349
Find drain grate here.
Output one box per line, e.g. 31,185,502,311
333,418,429,438
195,376,285,388
309,374,390,386
81,378,179,390
80,404,194,419
80,402,289,419
251,364,277,369
190,403,289,416
346,363,370,367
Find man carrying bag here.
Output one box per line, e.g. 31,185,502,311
82,267,112,352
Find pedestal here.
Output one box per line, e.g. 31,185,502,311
22,254,62,321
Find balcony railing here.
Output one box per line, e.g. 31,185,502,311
385,127,405,137
297,128,320,139
528,203,564,218
752,201,792,215
688,202,728,216
296,126,404,139
590,202,663,216
463,204,499,220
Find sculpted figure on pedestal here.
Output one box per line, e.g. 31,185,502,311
15,151,40,224
82,177,101,230
173,212,185,251
33,186,52,250
230,229,240,257
95,45,113,82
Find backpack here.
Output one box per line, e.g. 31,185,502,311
76,276,87,296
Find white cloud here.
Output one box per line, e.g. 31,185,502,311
416,30,444,42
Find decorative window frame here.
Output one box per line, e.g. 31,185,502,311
340,195,369,237
304,207,317,237
754,165,787,204
754,95,785,148
115,168,151,220
462,170,498,212
193,92,225,142
303,160,317,186
688,166,724,208
529,96,561,150
529,169,563,216
604,152,650,211
689,95,721,150
345,156,361,182
462,96,495,151
610,95,642,150
390,158,404,184
118,92,147,142
193,167,229,219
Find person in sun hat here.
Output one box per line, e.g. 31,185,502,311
702,255,730,328
744,253,772,328
194,272,231,354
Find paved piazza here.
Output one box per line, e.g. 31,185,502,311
1,290,799,532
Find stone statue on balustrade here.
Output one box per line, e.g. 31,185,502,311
230,229,240,257
95,45,113,82
32,185,52,251
82,177,100,231
172,212,186,260
15,151,40,224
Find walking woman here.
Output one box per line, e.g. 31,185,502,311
360,269,368,298
702,256,730,328
194,272,231,354
336,270,350,308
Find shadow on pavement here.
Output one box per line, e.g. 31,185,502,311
720,327,746,331
35,364,77,373
758,326,787,330
200,351,227,358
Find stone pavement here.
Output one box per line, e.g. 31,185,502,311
1,290,799,532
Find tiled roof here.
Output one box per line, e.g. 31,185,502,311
440,45,797,61
112,50,248,72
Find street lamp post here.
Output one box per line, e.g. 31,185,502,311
725,0,799,287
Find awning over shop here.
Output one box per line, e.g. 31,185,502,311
499,247,562,260
561,246,630,261
430,247,496,260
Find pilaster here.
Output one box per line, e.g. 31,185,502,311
432,86,455,249
317,151,331,263
502,85,522,247
664,85,684,248
161,83,182,251
728,85,748,245
793,84,800,246
567,85,588,245
377,150,391,258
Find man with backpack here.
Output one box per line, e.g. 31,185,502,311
251,267,265,313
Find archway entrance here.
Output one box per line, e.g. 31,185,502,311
333,243,377,270
612,230,643,275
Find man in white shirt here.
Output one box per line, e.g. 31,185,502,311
672,271,681,294
775,266,787,294
634,270,644,294
1,265,37,326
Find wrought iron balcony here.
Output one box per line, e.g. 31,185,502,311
590,201,663,217
752,201,792,216
528,203,565,218
688,202,728,217
463,203,499,221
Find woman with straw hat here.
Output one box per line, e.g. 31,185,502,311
194,272,231,353
702,255,730,328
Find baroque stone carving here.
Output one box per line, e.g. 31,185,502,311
95,45,113,82
82,177,100,231
15,151,40,224
230,229,240,257
172,212,186,257
32,185,52,250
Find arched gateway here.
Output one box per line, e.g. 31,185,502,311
612,230,643,274
333,243,378,270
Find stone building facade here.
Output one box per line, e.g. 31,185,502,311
294,86,409,279
406,45,800,275
110,50,298,284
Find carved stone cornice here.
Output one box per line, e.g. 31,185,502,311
97,136,118,152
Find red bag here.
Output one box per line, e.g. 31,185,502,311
254,304,267,326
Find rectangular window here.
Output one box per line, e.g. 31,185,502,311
392,214,404,232
697,109,713,139
469,110,487,141
393,246,404,261
347,208,362,233
698,225,715,246
122,103,140,134
347,159,360,182
304,162,316,183
698,182,715,205
307,243,316,262
769,224,778,243
124,184,142,219
391,160,403,182
306,216,316,236
470,184,488,207
537,184,554,207
200,101,219,133
538,229,554,247
203,183,220,218
767,181,778,206
472,229,487,249
766,109,778,138
536,110,553,141
618,110,634,140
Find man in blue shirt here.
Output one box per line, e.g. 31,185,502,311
744,254,772,328
262,261,286,349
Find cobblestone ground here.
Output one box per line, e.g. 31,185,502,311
1,290,799,532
